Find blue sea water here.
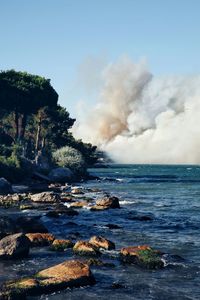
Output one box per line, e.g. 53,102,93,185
0,164,200,299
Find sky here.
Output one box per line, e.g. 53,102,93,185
0,0,200,117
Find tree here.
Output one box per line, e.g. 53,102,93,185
0,70,58,141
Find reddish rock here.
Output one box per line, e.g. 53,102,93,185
73,241,100,257
26,233,55,247
89,236,115,250
120,245,164,269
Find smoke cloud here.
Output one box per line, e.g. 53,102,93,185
73,56,200,164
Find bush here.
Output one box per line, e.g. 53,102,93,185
52,146,86,176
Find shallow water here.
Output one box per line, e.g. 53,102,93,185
1,164,200,299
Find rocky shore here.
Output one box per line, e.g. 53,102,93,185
0,178,183,299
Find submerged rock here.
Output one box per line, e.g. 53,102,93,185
16,216,48,233
69,201,88,209
89,236,115,250
54,204,79,216
0,260,95,298
0,178,13,195
0,233,30,259
30,192,60,203
26,233,55,247
0,216,17,239
73,241,100,257
50,239,74,251
120,245,164,269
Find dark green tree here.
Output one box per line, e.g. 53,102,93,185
0,70,58,141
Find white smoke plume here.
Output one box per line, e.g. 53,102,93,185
73,56,200,164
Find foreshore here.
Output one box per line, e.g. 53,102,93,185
0,179,168,299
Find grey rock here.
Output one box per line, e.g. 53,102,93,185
0,233,30,259
49,167,74,183
0,178,13,195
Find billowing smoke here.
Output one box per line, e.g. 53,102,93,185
73,56,200,164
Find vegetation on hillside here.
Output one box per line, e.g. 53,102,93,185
0,70,98,182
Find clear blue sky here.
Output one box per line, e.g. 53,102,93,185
1,0,200,116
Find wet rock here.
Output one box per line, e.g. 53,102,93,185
73,241,100,257
128,213,154,221
30,192,60,203
111,282,126,289
120,245,164,269
0,194,23,208
46,211,60,218
54,204,79,216
19,204,35,210
89,236,115,250
0,260,95,298
71,187,84,195
0,216,17,239
0,178,13,195
49,167,74,183
70,201,88,209
26,233,55,247
16,216,48,233
0,233,30,259
105,223,122,229
91,196,120,210
86,258,115,267
50,239,74,251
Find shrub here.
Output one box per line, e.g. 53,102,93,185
52,146,86,176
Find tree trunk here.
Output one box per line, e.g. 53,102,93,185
35,115,42,152
14,111,19,141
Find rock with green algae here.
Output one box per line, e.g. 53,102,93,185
50,239,74,251
73,241,101,257
120,245,164,269
0,260,95,299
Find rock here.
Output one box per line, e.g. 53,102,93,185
26,233,55,247
46,211,60,218
16,216,48,233
105,223,122,229
111,282,126,289
54,204,79,216
91,196,120,210
71,187,84,195
89,236,115,250
86,258,115,268
0,178,13,195
0,260,95,298
120,245,164,269
49,167,74,183
128,214,154,221
0,216,17,239
30,192,60,203
70,201,88,209
0,233,30,259
73,241,100,257
50,239,74,251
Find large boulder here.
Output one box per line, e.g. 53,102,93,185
0,260,95,298
49,168,74,183
89,236,115,250
120,245,164,269
0,178,13,195
0,216,17,239
0,233,30,259
30,192,60,203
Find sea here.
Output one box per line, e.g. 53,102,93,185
0,164,200,299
